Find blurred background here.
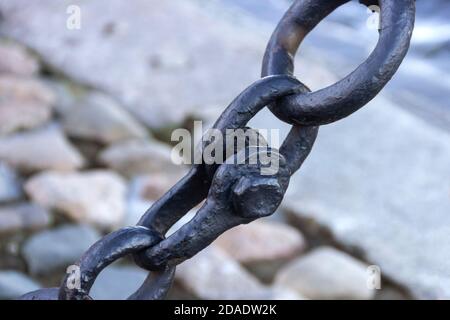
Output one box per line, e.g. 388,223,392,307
0,0,448,300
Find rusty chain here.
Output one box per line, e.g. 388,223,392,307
19,0,415,300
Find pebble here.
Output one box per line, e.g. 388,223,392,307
129,173,183,201
25,170,127,230
0,0,266,129
98,139,185,178
0,76,55,134
0,162,22,203
61,92,148,144
0,125,85,172
0,203,50,235
275,247,374,300
22,224,100,275
0,41,40,76
43,78,85,116
175,245,300,300
90,266,148,300
0,270,41,300
214,220,306,282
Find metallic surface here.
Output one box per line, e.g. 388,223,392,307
58,226,174,300
134,76,318,270
18,0,415,300
263,0,415,126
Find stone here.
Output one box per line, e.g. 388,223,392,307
0,162,22,203
43,78,86,116
159,209,305,299
0,203,50,235
22,224,100,275
124,171,189,226
276,96,450,299
214,220,306,282
123,173,178,227
267,287,304,300
175,245,298,299
0,124,85,173
0,41,40,76
25,170,127,230
99,139,185,178
275,247,374,300
375,286,411,300
124,198,154,228
129,173,184,202
61,91,149,144
0,270,40,300
125,198,194,239
0,0,447,300
0,76,55,135
0,0,267,129
90,266,148,300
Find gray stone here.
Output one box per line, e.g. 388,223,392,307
214,220,306,282
0,203,50,235
275,247,374,300
62,92,149,144
2,0,447,299
0,76,55,135
43,78,86,116
0,0,267,129
265,287,304,300
175,245,299,299
0,162,22,203
0,40,40,76
99,139,186,178
0,124,85,173
162,210,306,298
25,170,126,230
90,266,148,300
0,270,40,300
22,224,100,275
278,96,450,299
374,286,410,300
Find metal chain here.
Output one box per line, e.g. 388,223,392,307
19,0,415,300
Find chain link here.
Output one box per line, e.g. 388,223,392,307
19,0,415,300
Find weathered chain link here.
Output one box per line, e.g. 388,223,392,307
20,0,415,300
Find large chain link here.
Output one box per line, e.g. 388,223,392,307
20,0,415,300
